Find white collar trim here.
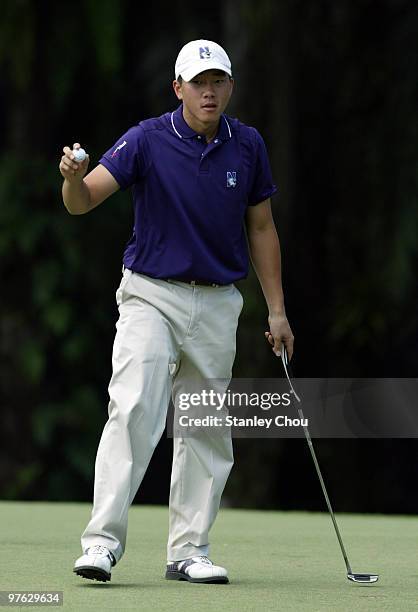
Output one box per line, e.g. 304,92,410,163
171,112,183,139
170,111,232,140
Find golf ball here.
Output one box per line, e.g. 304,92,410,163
72,148,87,162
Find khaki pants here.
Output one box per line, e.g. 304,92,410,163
80,269,243,563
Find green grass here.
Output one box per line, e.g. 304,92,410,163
0,502,416,611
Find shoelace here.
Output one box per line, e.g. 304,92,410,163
195,556,213,566
89,545,108,556
174,556,214,571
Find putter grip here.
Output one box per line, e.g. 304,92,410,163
283,347,295,379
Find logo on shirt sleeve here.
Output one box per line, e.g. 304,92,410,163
111,140,127,158
199,46,212,60
226,171,237,188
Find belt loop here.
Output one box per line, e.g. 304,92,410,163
122,264,125,274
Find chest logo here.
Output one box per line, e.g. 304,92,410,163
199,46,212,60
227,171,237,188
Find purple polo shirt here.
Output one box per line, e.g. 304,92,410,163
99,104,277,285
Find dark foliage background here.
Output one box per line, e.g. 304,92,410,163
1,0,417,512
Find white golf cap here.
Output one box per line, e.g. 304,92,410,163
175,39,232,82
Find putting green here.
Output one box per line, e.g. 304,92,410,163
0,502,416,611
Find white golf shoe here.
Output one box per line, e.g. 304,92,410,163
73,545,115,582
165,556,229,583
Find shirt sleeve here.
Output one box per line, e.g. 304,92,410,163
247,128,278,205
99,125,146,191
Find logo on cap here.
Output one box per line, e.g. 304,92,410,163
199,46,212,60
227,171,237,188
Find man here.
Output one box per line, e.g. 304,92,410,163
60,39,294,584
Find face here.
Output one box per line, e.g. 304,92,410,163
173,69,234,128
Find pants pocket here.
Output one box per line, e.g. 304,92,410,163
233,285,244,314
116,269,132,306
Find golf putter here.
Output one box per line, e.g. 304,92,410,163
280,347,379,584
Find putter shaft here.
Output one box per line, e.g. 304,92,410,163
280,349,378,583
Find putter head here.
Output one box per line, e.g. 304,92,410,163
347,573,379,583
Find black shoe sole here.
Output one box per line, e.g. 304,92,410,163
73,566,111,582
165,570,229,584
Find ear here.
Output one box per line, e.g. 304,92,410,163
173,80,183,100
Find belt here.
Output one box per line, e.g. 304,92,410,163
166,278,221,288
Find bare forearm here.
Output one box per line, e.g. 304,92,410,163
246,199,294,357
248,224,286,315
62,178,91,215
